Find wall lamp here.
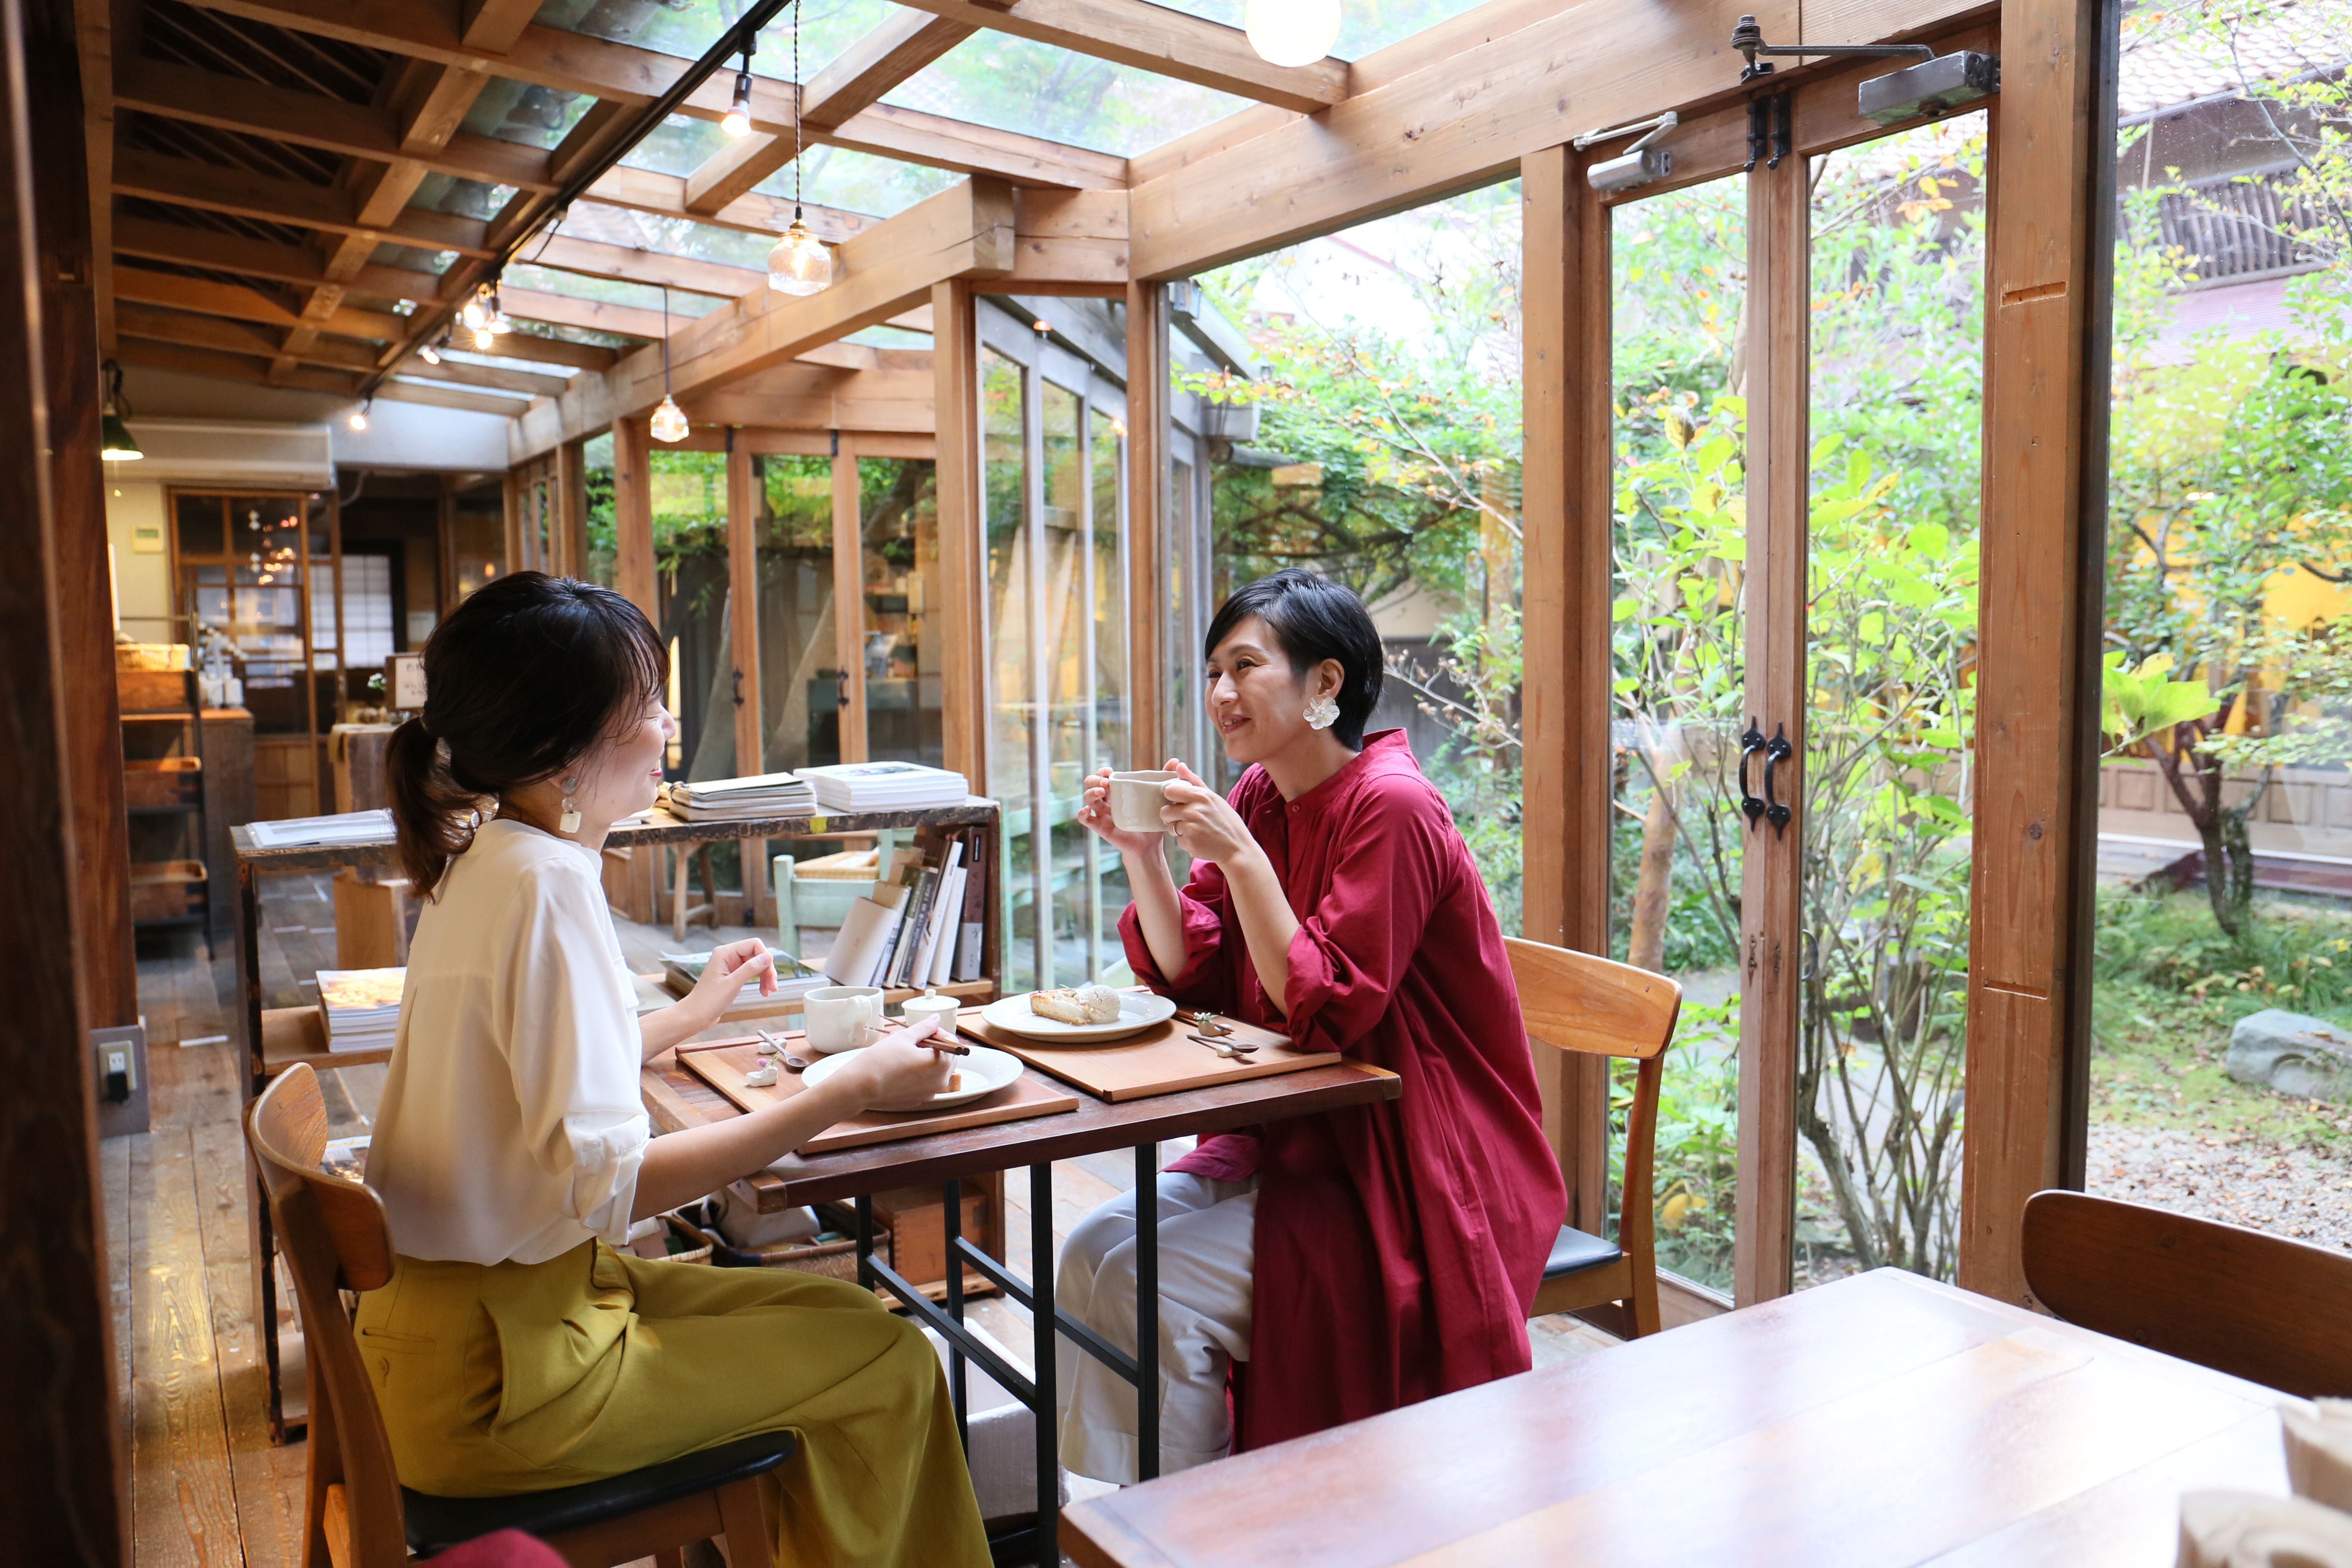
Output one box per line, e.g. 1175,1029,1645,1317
1729,16,1997,125
1574,111,1677,194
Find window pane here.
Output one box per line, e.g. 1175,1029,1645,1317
983,349,1036,991
654,450,735,780
1090,406,1131,965
885,35,1247,156
583,432,617,588
176,494,223,557
858,457,943,766
1042,381,1091,985
753,454,839,777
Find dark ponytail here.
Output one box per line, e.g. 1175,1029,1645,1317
386,572,667,896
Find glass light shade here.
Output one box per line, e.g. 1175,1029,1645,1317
649,395,690,443
767,220,833,296
1245,0,1341,67
490,315,513,335
473,325,496,350
461,297,486,329
100,410,142,460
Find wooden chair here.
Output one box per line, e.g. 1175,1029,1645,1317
247,1064,795,1567
2020,1189,2352,1398
1506,937,1681,1338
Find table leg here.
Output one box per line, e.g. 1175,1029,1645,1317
1134,1142,1159,1483
1031,1161,1058,1567
943,1178,968,1451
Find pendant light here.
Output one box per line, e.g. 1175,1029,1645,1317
1244,0,1342,67
766,1,833,297
650,284,690,443
722,42,755,137
347,398,371,432
100,359,142,461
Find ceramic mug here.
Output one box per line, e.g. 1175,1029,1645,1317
805,985,885,1054
1109,769,1182,833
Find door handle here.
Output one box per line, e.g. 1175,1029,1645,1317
1762,723,1793,837
1737,720,1767,830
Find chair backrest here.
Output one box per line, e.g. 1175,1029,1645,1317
246,1063,410,1565
2021,1189,2352,1398
1504,937,1681,1268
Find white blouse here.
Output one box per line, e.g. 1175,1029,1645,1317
366,819,649,1265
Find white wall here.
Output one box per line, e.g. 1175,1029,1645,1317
122,363,515,474
104,478,173,636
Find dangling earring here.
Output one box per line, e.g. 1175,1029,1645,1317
1305,692,1340,731
558,775,582,834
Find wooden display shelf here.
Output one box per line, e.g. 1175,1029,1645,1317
259,1004,391,1075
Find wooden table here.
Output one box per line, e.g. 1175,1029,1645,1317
646,1049,1402,1566
232,799,1003,1441
1061,1268,2302,1568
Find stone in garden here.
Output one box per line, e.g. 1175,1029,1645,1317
2226,1010,2352,1104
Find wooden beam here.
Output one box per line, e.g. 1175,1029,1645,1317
1123,277,1169,773
892,0,1348,113
173,1,1128,189
803,11,977,129
1958,0,2109,1308
1732,133,1810,1309
377,377,529,416
110,215,444,305
112,337,361,395
112,59,557,192
680,134,800,220
499,286,665,340
1517,143,1613,1235
112,265,404,340
1125,0,1989,279
116,300,381,370
612,415,656,620
726,440,766,774
473,331,618,372
608,178,1015,418
110,147,495,257
527,233,760,299
934,280,985,787
397,353,569,398
73,0,115,349
582,172,879,245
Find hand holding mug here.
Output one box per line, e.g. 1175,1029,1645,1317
1079,764,1174,858
1158,760,1255,866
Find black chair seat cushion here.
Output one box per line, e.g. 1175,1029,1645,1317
1544,1225,1623,1280
404,1430,797,1558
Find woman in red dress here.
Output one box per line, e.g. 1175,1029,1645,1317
1055,569,1566,1479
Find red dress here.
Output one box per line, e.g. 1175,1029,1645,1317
1120,730,1566,1451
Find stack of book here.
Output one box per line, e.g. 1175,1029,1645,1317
316,968,404,1054
794,761,970,814
660,949,832,1008
822,828,987,989
249,809,394,849
661,774,817,822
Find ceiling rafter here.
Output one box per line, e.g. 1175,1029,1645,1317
111,144,494,255
580,170,879,245
888,0,1350,114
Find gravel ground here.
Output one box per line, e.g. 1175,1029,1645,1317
2086,1127,2352,1250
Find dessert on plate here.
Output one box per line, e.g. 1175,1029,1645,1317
1029,984,1124,1026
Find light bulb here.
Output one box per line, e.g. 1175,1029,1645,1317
650,395,690,443
462,296,486,329
1244,0,1341,66
723,71,753,138
420,342,441,365
101,410,142,459
490,315,512,334
473,324,496,350
348,404,369,432
766,219,833,296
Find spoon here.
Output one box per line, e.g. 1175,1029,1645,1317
1190,1032,1259,1058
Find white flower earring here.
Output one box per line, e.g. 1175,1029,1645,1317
558,775,582,834
1304,692,1340,731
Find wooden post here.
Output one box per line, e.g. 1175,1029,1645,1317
833,438,870,763
933,280,987,789
613,414,656,622
1124,279,1171,772
1959,0,2112,1306
1518,144,1615,1233
1732,127,1811,1308
0,0,128,1552
32,9,133,1031
502,466,524,575
557,437,588,579
726,434,767,916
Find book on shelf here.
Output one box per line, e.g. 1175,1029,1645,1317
909,840,964,986
316,966,404,1054
953,840,989,983
813,828,983,989
248,809,394,849
660,773,817,822
824,897,903,987
792,760,970,813
660,948,827,1005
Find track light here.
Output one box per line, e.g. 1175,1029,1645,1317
1575,111,1678,194
723,52,754,138
420,339,441,366
348,398,371,432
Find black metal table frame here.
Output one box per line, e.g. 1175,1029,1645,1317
855,1146,1162,1568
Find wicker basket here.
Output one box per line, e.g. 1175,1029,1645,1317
686,1202,885,1281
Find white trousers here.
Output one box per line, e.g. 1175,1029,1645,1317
1054,1172,1258,1484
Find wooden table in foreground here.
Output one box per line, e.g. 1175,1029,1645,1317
646,1048,1401,1566
1062,1268,2300,1568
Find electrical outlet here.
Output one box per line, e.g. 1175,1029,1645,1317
99,1039,136,1096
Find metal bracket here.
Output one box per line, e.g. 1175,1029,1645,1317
1731,13,1933,83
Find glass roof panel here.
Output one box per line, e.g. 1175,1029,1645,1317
528,0,733,58
1156,0,1499,58
756,146,958,219
505,263,729,318
621,113,735,179
567,202,780,272
883,32,1247,155
413,173,515,221
845,323,932,349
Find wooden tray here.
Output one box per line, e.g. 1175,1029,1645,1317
956,1007,1339,1102
678,1035,1079,1152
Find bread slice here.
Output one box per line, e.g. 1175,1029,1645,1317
1030,984,1124,1025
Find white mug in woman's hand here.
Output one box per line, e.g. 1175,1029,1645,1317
1108,769,1182,832
806,986,885,1053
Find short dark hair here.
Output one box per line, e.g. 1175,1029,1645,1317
386,572,667,895
1204,569,1384,749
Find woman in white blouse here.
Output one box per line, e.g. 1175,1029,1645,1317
358,573,989,1568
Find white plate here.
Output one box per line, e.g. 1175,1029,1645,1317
800,1044,1024,1111
979,991,1177,1044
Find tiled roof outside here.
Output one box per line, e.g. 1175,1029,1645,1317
2120,3,2349,118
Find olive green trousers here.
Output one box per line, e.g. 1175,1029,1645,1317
355,1240,991,1568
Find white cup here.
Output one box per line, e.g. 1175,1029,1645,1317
899,991,962,1034
1109,769,1182,832
805,986,885,1054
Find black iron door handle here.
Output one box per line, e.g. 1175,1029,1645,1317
1763,723,1794,836
1738,720,1767,830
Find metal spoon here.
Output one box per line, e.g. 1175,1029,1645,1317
1190,1032,1258,1058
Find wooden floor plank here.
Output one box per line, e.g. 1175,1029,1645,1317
130,1126,243,1568
104,1131,135,1534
